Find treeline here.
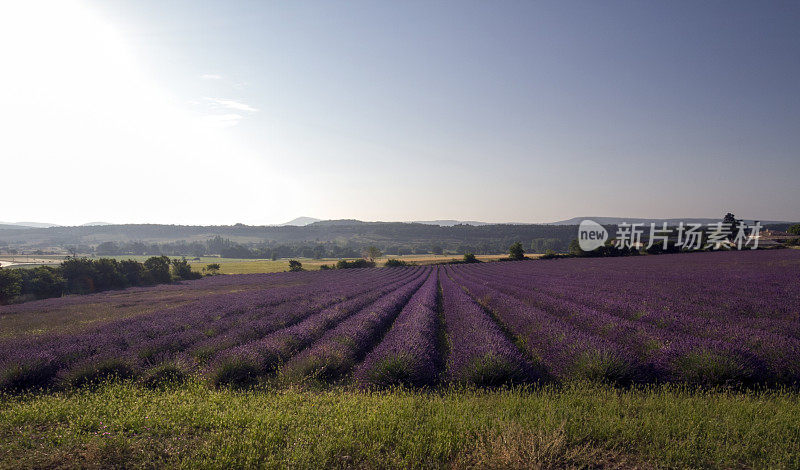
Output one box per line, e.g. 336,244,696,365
219,237,569,259
0,257,202,305
85,237,570,260
1,222,584,256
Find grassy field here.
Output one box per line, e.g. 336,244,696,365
0,253,532,274
186,254,538,275
1,381,798,468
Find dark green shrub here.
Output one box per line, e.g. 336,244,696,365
0,359,59,392
570,350,634,385
172,257,202,280
508,242,525,260
210,357,261,388
384,258,409,267
0,268,23,304
336,259,375,269
367,355,416,387
63,359,137,389
673,350,755,386
140,362,188,388
462,354,526,387
288,260,303,272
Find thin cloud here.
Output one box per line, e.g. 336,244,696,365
200,73,222,80
204,97,258,113
199,113,243,128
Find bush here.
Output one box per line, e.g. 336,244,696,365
61,257,99,294
539,250,567,260
140,362,188,388
0,357,60,392
19,266,64,299
319,264,332,270
672,350,756,386
62,359,137,389
210,357,261,388
367,355,417,387
288,260,303,272
0,268,23,304
508,242,525,260
144,256,172,284
336,259,376,269
288,353,353,383
384,258,409,267
462,353,527,386
570,350,635,385
463,253,479,263
172,258,203,280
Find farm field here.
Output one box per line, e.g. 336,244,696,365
0,253,526,273
2,249,800,468
185,254,538,274
3,249,800,390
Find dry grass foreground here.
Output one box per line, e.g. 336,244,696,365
1,381,798,469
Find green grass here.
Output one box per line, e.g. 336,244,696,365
1,381,798,468
188,254,540,275
1,253,534,274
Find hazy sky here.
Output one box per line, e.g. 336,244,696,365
1,1,798,225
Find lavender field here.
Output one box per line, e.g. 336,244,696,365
2,250,799,391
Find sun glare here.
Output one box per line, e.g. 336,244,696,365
0,1,293,224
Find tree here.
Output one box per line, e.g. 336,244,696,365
172,257,202,280
20,266,64,299
723,212,740,240
288,260,303,272
61,257,99,294
463,253,478,263
205,263,221,275
363,246,382,262
312,245,327,259
92,258,127,290
119,259,146,285
788,224,800,236
568,239,585,257
0,268,22,304
509,242,525,260
95,241,120,256
144,256,172,284
431,244,444,255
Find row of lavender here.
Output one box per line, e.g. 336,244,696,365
0,266,425,390
2,250,798,390
444,249,800,385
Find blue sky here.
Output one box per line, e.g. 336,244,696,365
1,1,798,225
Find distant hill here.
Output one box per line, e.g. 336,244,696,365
412,220,491,226
309,219,367,227
279,217,321,226
549,216,792,225
1,218,794,255
0,221,61,228
81,221,114,226
0,220,580,253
